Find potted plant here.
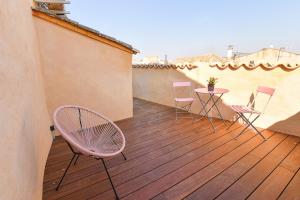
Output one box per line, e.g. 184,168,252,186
207,77,218,91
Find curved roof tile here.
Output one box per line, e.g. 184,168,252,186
210,63,299,71
133,64,197,70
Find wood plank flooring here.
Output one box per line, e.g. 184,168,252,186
43,98,300,200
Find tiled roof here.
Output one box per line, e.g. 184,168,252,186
32,8,139,54
210,63,299,71
133,63,197,70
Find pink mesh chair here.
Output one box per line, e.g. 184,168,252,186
173,81,194,120
53,105,126,200
227,86,275,140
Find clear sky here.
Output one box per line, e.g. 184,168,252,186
66,0,300,60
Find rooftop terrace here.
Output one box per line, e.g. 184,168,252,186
43,98,300,200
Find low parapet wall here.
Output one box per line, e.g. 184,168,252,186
133,63,300,136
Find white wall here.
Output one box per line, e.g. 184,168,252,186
34,17,133,122
0,0,52,199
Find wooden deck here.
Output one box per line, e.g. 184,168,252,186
43,98,300,200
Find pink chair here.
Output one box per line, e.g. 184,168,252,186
227,86,275,140
53,105,126,200
173,81,194,120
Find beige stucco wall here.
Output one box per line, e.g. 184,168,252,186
0,1,52,199
133,65,300,136
33,18,133,122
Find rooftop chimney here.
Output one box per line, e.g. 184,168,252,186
227,45,234,59
48,3,64,11
164,54,168,65
34,0,70,16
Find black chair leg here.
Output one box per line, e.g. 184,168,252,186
121,152,127,160
101,158,119,200
73,154,80,165
56,153,76,191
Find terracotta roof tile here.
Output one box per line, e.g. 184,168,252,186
133,63,197,70
210,63,299,71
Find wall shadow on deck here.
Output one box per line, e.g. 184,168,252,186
268,111,300,136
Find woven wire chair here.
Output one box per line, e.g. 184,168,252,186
227,86,275,140
173,81,194,120
53,105,126,200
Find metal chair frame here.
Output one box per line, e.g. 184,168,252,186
53,106,127,200
227,86,275,140
173,81,194,120
195,92,227,132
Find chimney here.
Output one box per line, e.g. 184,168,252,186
164,54,168,64
35,0,70,16
47,3,65,11
227,45,234,59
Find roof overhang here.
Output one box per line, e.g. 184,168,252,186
32,8,139,54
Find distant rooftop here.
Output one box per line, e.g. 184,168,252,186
172,48,300,71
210,48,300,71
